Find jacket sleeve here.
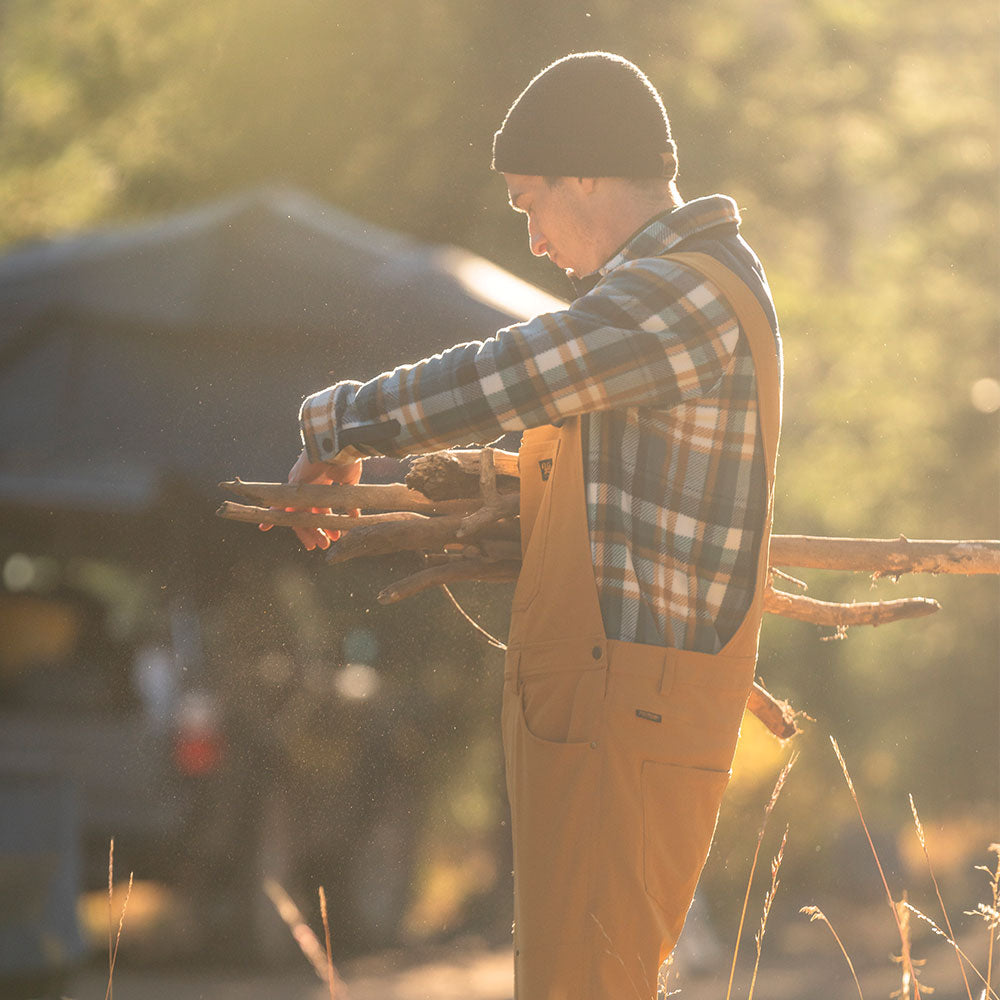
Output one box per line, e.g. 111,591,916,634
299,257,741,463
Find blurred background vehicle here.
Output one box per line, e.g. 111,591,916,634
0,188,554,971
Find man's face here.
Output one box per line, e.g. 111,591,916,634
504,173,603,278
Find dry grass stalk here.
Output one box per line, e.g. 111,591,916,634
892,893,931,999
104,838,133,1000
901,901,999,999
589,912,646,1000
910,794,974,999
440,583,508,650
725,752,798,1000
969,844,1000,998
319,886,336,1000
263,879,350,997
800,905,865,999
748,825,788,1000
830,737,925,999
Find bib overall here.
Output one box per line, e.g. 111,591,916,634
501,253,781,999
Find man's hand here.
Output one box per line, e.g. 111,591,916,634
259,449,363,551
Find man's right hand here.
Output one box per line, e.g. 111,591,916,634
259,449,363,551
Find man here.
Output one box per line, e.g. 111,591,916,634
280,52,781,999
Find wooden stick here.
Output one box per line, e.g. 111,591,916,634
747,683,802,742
409,448,520,480
324,503,520,564
769,535,1000,576
218,501,427,529
763,589,940,627
219,478,478,516
378,558,521,603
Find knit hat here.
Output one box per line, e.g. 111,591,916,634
492,52,675,179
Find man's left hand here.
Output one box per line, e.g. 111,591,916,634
259,449,363,551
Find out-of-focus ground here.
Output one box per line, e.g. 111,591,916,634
61,890,987,1000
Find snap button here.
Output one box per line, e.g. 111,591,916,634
321,437,334,453
591,645,602,660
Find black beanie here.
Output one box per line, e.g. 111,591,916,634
492,52,675,179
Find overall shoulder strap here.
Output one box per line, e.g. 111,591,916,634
661,251,782,475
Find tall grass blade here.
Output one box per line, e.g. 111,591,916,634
831,736,924,999
747,825,788,1000
107,839,114,1000
264,879,350,997
800,905,865,999
903,901,999,1000
104,839,132,1000
968,846,1000,1000
319,886,337,1000
725,751,798,1000
909,794,973,1000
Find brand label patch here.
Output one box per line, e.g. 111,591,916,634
635,708,663,724
538,458,553,481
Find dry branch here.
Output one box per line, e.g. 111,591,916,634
763,589,940,627
769,535,1000,576
378,557,521,603
218,500,427,529
219,478,478,516
406,449,519,500
747,684,801,742
323,500,520,564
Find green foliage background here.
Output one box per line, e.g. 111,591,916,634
2,0,996,936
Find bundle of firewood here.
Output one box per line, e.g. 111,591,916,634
219,447,1000,740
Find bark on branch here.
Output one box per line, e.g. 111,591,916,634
768,535,1000,576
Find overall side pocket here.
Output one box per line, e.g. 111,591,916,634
641,759,730,915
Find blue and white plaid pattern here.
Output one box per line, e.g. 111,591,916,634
300,195,781,652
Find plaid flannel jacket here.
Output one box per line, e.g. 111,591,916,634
300,195,782,653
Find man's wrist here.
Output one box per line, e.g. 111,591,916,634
299,385,343,463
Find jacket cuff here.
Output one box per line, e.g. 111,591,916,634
299,385,342,463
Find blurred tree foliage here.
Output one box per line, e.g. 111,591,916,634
1,0,996,908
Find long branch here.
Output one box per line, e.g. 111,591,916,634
769,535,1000,576
221,482,999,576
375,554,940,627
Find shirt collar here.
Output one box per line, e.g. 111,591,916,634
599,194,743,276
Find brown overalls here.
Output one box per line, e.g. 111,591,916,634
502,253,781,1000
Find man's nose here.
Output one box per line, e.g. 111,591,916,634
528,222,548,257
